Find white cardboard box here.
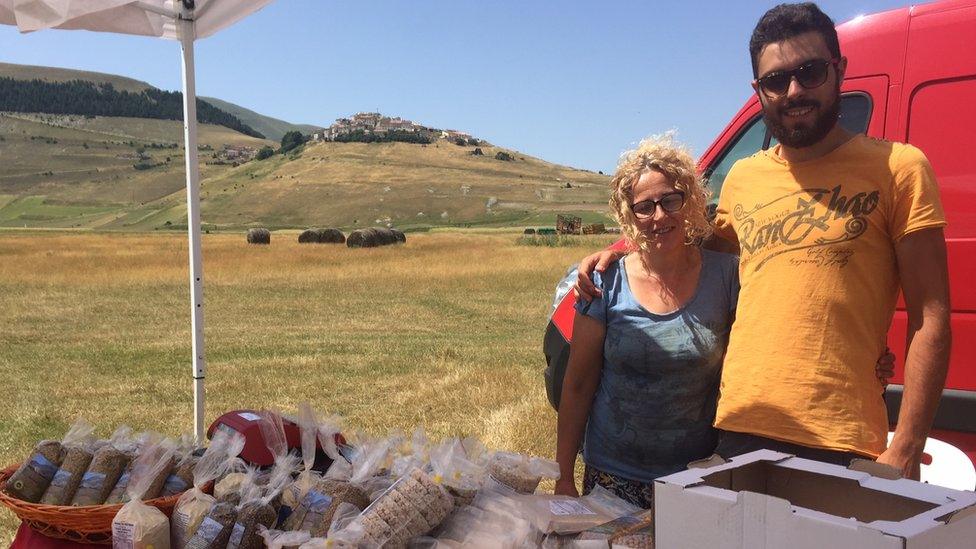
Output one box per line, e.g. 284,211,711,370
654,450,976,548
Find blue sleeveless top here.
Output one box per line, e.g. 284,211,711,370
575,249,739,482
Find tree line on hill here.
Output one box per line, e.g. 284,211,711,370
0,77,264,138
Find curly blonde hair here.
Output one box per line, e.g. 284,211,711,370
609,132,712,252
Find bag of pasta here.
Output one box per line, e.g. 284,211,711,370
112,440,179,549
171,430,245,548
4,418,93,503
40,419,98,505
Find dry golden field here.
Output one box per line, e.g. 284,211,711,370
0,229,613,543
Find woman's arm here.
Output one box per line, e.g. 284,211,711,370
555,312,607,496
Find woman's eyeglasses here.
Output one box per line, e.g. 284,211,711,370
631,191,686,218
756,58,838,97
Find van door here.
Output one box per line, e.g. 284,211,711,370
883,3,976,439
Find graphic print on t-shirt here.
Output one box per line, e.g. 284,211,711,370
734,184,880,270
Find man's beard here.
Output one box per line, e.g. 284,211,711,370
763,89,841,148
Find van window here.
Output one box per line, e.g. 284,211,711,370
704,94,873,202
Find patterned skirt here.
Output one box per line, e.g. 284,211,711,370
582,463,654,509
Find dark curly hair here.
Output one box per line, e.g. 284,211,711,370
749,3,840,78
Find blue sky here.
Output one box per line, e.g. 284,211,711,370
2,0,914,173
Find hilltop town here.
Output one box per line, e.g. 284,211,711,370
310,112,475,143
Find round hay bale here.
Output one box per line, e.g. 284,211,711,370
317,228,346,244
390,229,406,243
347,227,399,248
247,228,271,244
374,227,398,246
523,228,536,235
298,229,320,243
346,228,374,248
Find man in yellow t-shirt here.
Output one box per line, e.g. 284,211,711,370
576,3,950,478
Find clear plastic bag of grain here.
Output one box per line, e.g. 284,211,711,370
281,403,321,515
105,431,158,505
161,434,199,497
330,467,455,548
183,466,260,549
171,430,246,548
111,439,179,549
226,453,297,549
71,426,135,506
107,435,177,505
486,451,560,494
3,418,94,503
39,419,98,505
429,437,488,508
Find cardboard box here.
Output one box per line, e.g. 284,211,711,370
654,450,976,548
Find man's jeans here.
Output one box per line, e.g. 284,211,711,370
714,430,864,466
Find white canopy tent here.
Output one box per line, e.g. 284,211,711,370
1,0,276,442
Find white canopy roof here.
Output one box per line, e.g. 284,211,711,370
0,0,272,39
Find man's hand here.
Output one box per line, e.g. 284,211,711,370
574,250,626,301
876,347,895,386
554,478,580,497
875,444,922,480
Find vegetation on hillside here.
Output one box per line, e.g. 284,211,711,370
0,77,264,138
333,128,433,145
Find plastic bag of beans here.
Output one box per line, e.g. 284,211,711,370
39,419,97,505
171,430,245,548
226,453,296,549
105,431,158,505
3,419,93,502
161,435,199,497
183,467,257,549
111,440,179,549
279,403,320,528
71,425,135,506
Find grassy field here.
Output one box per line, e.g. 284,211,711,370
0,229,616,543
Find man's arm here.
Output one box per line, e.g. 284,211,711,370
876,227,951,478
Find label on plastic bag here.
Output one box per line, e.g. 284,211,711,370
49,468,70,489
17,453,58,492
227,521,245,548
163,474,189,495
305,490,333,512
549,499,596,516
28,453,58,482
80,471,106,490
196,516,225,542
112,520,135,546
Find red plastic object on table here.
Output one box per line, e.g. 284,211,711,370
207,409,346,467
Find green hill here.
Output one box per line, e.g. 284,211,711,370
0,62,153,94
200,96,318,142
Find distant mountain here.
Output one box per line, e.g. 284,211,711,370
200,96,318,142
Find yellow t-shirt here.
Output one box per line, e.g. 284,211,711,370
712,134,946,457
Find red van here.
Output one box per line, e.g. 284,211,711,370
544,0,976,476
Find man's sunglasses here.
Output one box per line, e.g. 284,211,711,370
631,191,686,218
756,59,839,97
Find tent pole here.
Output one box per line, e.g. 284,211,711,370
179,10,207,444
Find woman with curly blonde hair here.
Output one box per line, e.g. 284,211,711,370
554,134,739,508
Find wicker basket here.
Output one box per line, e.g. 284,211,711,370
0,464,208,545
